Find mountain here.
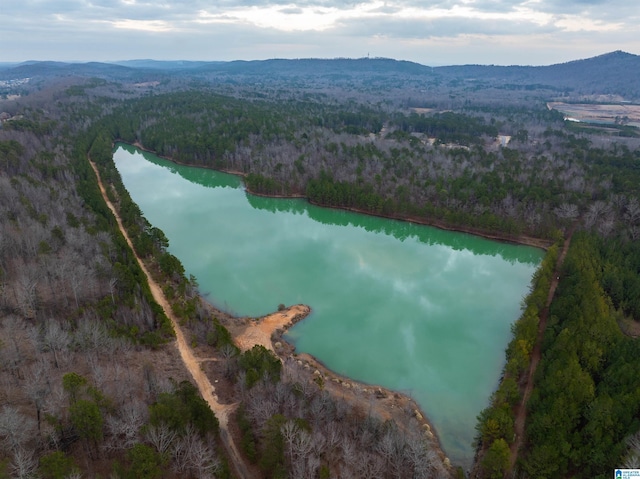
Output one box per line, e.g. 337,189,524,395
435,50,640,98
1,52,638,99
194,57,433,76
0,61,151,81
111,59,220,70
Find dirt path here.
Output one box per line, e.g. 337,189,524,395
89,161,250,479
507,223,578,473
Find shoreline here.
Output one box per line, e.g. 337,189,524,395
124,141,551,250
226,302,453,471
118,139,542,471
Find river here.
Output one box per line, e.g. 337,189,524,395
113,143,543,467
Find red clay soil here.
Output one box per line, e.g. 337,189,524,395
507,223,578,474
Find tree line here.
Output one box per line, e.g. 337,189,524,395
90,90,640,241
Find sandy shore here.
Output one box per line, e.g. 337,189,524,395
234,304,311,352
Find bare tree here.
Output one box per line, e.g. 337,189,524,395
584,200,611,230
624,431,640,468
25,359,52,432
625,197,640,224
628,225,640,241
144,423,177,456
0,406,36,453
108,276,118,304
597,217,615,237
187,435,220,479
69,263,90,309
171,425,219,477
0,318,26,384
406,436,441,479
376,428,407,477
79,316,113,354
359,451,385,479
142,362,159,402
15,270,38,319
105,400,147,452
555,202,579,221
340,437,357,469
41,320,71,368
288,427,314,479
325,422,342,453
220,343,238,378
10,447,38,479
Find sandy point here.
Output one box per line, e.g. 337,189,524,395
234,304,311,352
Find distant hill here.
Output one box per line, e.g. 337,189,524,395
0,60,151,81
194,57,434,76
1,52,639,99
112,59,220,70
436,50,640,98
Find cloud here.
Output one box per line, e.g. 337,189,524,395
279,6,304,14
333,14,560,39
534,0,639,22
0,0,638,64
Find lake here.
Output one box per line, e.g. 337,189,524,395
113,143,543,467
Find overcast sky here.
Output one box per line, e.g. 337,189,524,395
1,0,638,66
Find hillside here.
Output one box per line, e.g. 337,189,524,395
2,51,639,100
435,50,640,99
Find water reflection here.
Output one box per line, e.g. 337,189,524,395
248,194,541,265
120,143,541,266
114,143,543,468
119,143,243,190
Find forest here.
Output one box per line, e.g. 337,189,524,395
91,89,640,244
1,59,640,479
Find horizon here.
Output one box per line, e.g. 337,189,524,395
1,50,637,70
2,0,639,67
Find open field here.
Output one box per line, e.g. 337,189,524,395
548,101,640,127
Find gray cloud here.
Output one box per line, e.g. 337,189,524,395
334,14,559,39
462,0,526,14
0,0,638,64
7,0,638,24
534,0,639,19
278,7,304,14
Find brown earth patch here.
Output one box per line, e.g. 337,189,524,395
234,304,311,352
548,101,640,126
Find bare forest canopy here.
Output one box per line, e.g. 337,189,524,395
1,51,640,479
91,90,640,243
2,50,640,102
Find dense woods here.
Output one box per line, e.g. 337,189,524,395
2,55,640,478
235,355,449,478
90,90,640,243
0,105,227,477
519,234,640,478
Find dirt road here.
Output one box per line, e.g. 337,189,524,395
90,160,250,478
507,223,577,473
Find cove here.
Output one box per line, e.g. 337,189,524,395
113,143,543,468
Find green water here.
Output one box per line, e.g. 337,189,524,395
113,144,543,467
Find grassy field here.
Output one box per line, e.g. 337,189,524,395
548,101,640,127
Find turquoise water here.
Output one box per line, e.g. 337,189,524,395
113,144,543,467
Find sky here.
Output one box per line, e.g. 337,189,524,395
1,0,639,66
